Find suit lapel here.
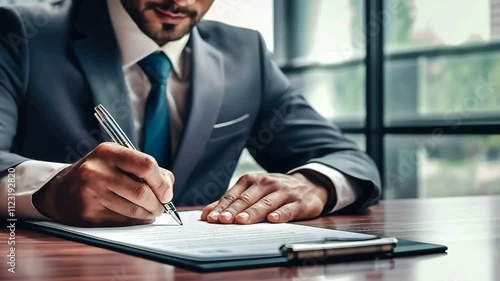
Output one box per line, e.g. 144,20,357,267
71,0,137,146
172,27,225,198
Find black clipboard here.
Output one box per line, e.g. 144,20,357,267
21,221,447,272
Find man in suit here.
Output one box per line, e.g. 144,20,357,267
0,0,381,227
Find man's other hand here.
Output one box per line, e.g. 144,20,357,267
200,173,328,224
32,142,174,227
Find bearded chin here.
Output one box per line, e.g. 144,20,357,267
160,22,195,38
162,23,177,31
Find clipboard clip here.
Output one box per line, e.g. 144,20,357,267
280,236,398,261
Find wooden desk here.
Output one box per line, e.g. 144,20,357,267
1,196,499,281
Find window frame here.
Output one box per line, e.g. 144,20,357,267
275,0,500,198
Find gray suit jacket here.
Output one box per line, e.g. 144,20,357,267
0,0,381,209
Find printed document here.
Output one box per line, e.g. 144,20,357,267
30,211,375,261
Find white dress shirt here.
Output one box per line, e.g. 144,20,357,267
0,0,360,220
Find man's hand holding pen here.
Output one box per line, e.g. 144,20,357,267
32,143,175,227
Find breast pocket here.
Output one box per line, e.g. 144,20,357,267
210,114,251,140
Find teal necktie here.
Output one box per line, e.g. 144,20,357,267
138,52,172,168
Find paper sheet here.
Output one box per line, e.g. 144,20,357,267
31,211,375,261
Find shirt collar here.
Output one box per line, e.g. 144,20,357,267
107,0,190,77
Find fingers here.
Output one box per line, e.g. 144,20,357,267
100,188,156,220
116,152,173,203
92,143,174,203
207,174,285,224
204,173,327,225
266,202,298,223
69,200,154,227
92,208,155,227
267,198,324,223
234,192,289,224
208,185,291,224
106,171,165,217
216,184,274,223
160,168,175,202
207,175,272,223
205,174,255,222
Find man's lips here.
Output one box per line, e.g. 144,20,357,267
154,7,189,24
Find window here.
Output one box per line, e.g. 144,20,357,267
385,135,500,199
297,0,365,64
385,0,498,51
204,0,274,51
280,0,366,127
280,0,500,199
346,134,366,151
286,64,365,125
383,0,500,198
385,0,500,124
385,52,500,124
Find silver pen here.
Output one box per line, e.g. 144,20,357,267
94,104,183,225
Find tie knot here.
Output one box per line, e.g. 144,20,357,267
138,52,172,85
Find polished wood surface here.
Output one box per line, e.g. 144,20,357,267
1,196,499,281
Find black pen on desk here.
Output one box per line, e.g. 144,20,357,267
94,104,183,226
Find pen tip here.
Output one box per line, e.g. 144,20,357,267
172,213,183,226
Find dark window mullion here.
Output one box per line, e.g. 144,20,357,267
365,0,385,183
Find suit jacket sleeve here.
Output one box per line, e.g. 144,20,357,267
0,7,58,219
247,32,381,211
0,6,30,173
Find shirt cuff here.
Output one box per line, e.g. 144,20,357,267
288,163,362,213
0,160,70,220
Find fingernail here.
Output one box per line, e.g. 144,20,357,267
237,212,249,221
208,211,220,220
221,211,233,220
270,212,279,220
